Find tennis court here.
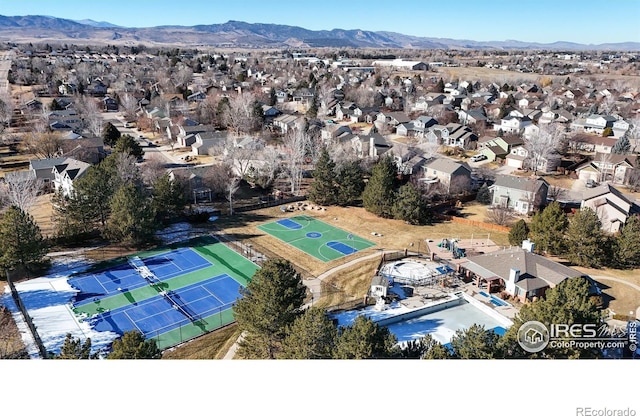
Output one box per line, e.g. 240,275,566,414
68,237,259,350
257,215,376,262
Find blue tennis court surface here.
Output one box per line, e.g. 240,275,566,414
69,247,211,306
276,218,302,229
327,241,358,255
90,274,242,338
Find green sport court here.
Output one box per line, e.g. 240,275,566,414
257,215,376,262
68,237,259,350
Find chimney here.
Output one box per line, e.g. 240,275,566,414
522,239,535,253
509,268,521,283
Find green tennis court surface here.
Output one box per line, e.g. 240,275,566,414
70,236,260,350
257,215,376,262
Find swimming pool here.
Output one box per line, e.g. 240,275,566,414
479,291,510,307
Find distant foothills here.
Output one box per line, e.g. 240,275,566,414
0,14,639,51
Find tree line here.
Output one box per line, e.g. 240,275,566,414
508,201,640,269
308,150,431,225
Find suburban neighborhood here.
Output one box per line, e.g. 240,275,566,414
0,15,639,370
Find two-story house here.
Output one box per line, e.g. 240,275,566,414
52,158,91,197
420,157,472,194
581,183,640,233
488,175,549,214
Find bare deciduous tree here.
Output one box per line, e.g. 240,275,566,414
23,131,64,159
119,93,139,122
222,92,258,135
524,123,562,174
486,205,517,226
226,176,241,215
0,172,43,212
281,128,309,196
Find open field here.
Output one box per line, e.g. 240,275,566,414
434,66,640,88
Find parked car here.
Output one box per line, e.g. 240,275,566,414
470,154,487,162
586,179,597,188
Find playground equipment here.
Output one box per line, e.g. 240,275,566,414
437,238,466,259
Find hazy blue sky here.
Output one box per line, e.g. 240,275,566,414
2,0,639,45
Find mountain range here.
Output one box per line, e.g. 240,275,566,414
1,15,639,51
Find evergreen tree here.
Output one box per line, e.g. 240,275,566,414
0,206,48,270
105,183,157,246
475,182,491,205
614,214,640,268
335,161,364,206
611,134,631,154
362,154,397,218
102,122,121,147
508,219,530,247
392,182,428,225
55,333,93,359
528,201,568,255
72,161,116,229
398,333,452,359
114,135,144,159
268,87,277,106
565,208,609,268
333,316,398,359
435,78,445,93
152,173,187,223
498,277,602,358
307,147,337,205
233,259,307,359
449,324,501,359
280,307,337,359
108,331,161,359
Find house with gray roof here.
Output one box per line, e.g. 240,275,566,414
52,158,91,197
30,157,67,190
421,157,472,194
489,175,549,214
460,241,595,302
581,183,640,233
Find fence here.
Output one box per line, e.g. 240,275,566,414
5,269,49,359
444,216,511,233
233,195,306,214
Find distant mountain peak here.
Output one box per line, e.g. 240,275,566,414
0,15,638,51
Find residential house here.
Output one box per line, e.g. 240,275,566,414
478,136,524,162
576,153,638,185
421,157,472,194
571,114,617,135
457,108,487,126
168,164,214,203
459,242,593,302
350,133,392,159
569,135,618,154
489,175,549,214
27,157,67,191
273,113,304,134
52,158,91,197
493,115,532,134
176,124,217,148
442,123,478,149
376,111,411,130
396,116,438,138
191,131,229,156
581,183,640,233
